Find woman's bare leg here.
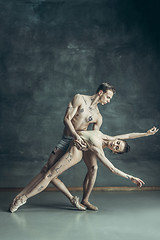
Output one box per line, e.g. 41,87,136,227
25,146,82,198
10,146,85,212
13,148,65,199
51,177,73,200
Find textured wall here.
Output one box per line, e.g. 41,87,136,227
0,0,160,187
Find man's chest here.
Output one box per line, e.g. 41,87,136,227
76,104,100,123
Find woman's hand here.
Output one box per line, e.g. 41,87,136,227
147,126,159,136
130,176,145,187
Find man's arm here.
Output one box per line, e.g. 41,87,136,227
64,94,81,139
63,94,87,149
110,126,159,140
91,146,145,187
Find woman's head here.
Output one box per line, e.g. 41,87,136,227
107,139,130,154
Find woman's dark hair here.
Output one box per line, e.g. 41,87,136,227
96,83,116,94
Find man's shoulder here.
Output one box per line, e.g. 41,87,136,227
73,93,89,98
72,93,83,101
73,93,81,98
70,93,84,106
72,93,90,102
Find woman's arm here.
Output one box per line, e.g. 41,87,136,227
111,126,159,140
92,146,145,187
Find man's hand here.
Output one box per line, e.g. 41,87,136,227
73,136,88,151
147,126,159,136
130,176,145,187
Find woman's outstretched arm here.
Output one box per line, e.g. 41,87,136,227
92,146,145,187
109,126,159,140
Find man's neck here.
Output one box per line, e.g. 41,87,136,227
90,94,100,107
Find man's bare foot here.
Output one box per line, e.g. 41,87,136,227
81,201,98,211
70,196,86,211
9,195,27,213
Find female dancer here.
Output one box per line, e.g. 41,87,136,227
10,126,158,212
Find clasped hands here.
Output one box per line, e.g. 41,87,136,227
73,136,88,151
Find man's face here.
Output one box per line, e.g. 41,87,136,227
99,90,114,105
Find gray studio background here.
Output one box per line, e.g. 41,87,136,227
0,0,160,188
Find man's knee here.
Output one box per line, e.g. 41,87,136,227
40,165,48,174
88,165,98,175
44,170,55,180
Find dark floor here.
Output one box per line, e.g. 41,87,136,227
0,191,160,240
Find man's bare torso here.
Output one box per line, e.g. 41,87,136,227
63,94,102,136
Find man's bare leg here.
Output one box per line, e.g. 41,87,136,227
10,146,86,212
82,151,98,210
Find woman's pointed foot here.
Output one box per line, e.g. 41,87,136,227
9,195,27,213
70,196,86,211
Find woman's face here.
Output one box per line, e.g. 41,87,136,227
108,139,126,153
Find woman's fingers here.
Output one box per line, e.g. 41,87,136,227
149,126,159,135
138,178,145,184
137,178,145,187
131,177,145,187
155,128,159,133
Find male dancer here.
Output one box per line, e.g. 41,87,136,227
10,83,115,212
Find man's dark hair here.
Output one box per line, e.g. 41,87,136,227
115,140,130,154
96,83,116,94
